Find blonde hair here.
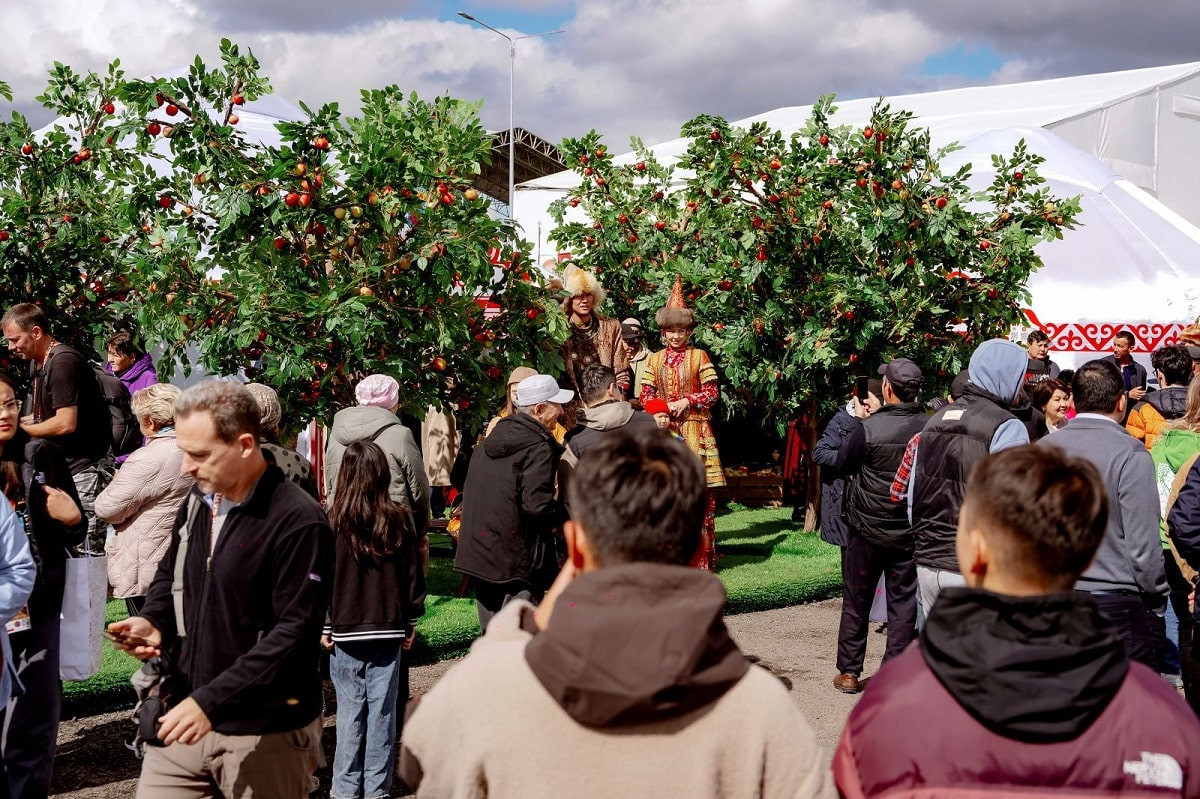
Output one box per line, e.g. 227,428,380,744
131,383,182,429
1169,378,1200,434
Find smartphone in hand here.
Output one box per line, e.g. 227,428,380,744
102,630,156,648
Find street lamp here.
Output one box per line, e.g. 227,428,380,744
458,11,563,215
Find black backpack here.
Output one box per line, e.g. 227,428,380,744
94,369,141,456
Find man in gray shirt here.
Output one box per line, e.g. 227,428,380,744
1037,359,1167,670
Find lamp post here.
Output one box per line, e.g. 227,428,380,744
458,12,562,215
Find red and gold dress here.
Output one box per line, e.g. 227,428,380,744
640,346,724,569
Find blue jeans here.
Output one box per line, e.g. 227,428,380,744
331,640,403,799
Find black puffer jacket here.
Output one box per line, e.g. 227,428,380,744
844,402,927,549
911,385,1015,570
455,413,567,586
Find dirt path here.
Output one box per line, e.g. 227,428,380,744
51,598,879,797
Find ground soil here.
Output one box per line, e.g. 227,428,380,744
51,598,881,798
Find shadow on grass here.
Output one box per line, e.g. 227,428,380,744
715,507,842,615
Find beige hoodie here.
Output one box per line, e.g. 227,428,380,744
403,564,834,799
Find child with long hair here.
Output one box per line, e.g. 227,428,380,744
325,440,426,799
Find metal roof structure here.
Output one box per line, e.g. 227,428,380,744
474,127,565,207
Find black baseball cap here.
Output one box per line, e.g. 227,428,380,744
878,358,923,387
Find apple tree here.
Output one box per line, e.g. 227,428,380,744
112,41,565,428
549,96,1080,431
0,60,150,374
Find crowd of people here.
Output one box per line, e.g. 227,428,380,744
818,325,1200,715
1,281,1200,797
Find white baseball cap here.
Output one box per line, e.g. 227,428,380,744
514,374,574,406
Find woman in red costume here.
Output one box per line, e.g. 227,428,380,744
639,276,724,569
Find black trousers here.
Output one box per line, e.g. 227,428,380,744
1186,616,1200,718
473,580,540,633
1085,591,1166,673
836,534,918,676
1,615,61,799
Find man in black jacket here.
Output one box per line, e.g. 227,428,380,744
1102,330,1148,420
109,380,331,798
830,359,928,693
560,365,657,504
455,373,572,630
812,381,881,550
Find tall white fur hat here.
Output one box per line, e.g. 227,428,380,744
561,263,605,307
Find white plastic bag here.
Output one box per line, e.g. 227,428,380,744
59,555,106,681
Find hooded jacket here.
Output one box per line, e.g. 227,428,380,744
562,400,658,468
326,404,429,534
107,352,158,397
559,401,658,503
454,413,567,586
107,352,159,464
910,340,1030,570
1128,386,1189,450
835,588,1200,797
401,564,834,798
1152,428,1200,543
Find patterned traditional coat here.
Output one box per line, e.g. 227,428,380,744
561,314,631,394
639,347,725,488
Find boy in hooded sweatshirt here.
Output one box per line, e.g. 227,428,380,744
836,445,1200,798
401,431,833,799
907,338,1030,618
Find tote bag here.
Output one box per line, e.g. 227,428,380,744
60,554,106,681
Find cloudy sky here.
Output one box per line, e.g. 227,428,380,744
2,0,1199,152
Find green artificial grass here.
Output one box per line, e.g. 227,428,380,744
716,506,842,613
62,506,841,717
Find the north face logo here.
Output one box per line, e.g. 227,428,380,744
1124,751,1182,790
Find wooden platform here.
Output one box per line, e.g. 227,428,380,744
712,472,784,507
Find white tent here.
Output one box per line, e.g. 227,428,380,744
942,126,1200,368
513,62,1200,361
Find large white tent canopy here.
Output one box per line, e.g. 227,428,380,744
513,61,1200,360
943,126,1200,367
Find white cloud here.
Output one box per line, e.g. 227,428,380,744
1,0,1196,157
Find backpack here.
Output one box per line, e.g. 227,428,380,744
94,368,141,456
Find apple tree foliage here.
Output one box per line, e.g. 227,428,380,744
549,97,1081,433
0,60,149,375
0,41,566,427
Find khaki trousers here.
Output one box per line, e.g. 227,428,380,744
137,716,321,798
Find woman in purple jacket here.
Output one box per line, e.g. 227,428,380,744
104,331,158,396
105,332,159,464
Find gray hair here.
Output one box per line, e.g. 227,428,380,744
130,384,182,429
173,380,261,443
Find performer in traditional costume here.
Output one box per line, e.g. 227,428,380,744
639,276,725,569
559,264,630,396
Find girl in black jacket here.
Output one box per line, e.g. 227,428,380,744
0,372,86,799
324,440,426,799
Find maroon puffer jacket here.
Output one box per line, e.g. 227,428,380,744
835,589,1200,797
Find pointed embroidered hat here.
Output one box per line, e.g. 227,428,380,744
656,274,695,329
